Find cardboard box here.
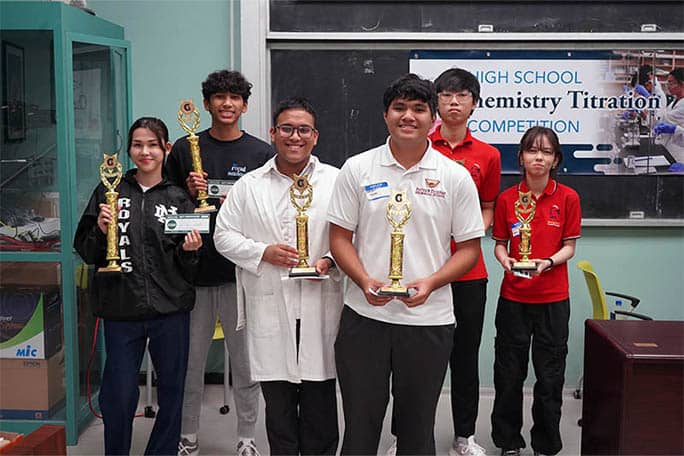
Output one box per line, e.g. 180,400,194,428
0,351,65,420
0,288,62,359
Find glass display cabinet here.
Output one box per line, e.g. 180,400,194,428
0,1,131,444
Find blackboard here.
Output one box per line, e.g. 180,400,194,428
271,49,684,220
270,1,684,34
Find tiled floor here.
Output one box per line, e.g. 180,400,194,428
69,385,582,455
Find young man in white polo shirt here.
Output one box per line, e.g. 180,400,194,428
328,73,485,455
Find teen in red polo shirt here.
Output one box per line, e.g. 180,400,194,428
430,68,501,456
491,127,581,456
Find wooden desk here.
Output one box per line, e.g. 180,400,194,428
581,320,684,455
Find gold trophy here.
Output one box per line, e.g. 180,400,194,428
512,190,537,272
98,153,123,273
378,190,412,297
289,174,319,277
178,99,216,213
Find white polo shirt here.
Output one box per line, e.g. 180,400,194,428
327,138,484,326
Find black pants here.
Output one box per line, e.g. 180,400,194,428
335,306,453,455
450,279,487,438
490,297,569,456
260,379,339,456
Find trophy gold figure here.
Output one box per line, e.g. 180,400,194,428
178,99,216,213
289,174,319,277
98,153,123,273
378,190,412,297
512,190,537,271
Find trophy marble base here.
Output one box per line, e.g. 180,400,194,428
512,261,537,272
195,204,217,214
377,286,410,297
98,265,122,273
289,267,319,278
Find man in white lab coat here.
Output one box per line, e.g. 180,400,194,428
214,97,342,456
655,68,684,164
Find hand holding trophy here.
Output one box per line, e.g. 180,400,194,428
288,174,321,278
98,153,123,273
512,190,537,272
178,99,216,213
378,190,412,297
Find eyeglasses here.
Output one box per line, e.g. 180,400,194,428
275,124,316,138
523,147,555,156
438,91,472,103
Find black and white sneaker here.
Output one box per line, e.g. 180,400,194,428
178,437,199,456
237,440,260,456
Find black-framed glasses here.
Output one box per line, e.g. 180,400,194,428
275,124,316,138
438,91,472,102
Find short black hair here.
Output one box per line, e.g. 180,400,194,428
272,96,317,127
518,126,563,178
383,73,437,115
434,68,481,103
670,68,684,84
202,70,252,102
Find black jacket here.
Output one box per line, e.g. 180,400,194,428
74,170,199,321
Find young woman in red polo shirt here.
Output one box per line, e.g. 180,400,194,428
490,126,581,456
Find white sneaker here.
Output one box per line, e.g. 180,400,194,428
449,436,486,456
237,440,260,456
385,435,397,456
178,437,199,456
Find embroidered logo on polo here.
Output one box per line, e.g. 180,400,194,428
469,163,482,181
425,178,440,188
547,204,561,227
226,162,247,178
416,179,446,198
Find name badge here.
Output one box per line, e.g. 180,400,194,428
511,221,522,237
164,214,210,234
207,179,234,198
363,181,390,201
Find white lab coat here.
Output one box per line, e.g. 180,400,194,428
657,97,684,163
214,155,343,383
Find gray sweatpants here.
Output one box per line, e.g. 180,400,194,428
181,283,261,438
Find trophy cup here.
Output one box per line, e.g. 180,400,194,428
98,153,123,273
378,190,412,297
289,174,319,278
178,99,216,213
512,190,537,272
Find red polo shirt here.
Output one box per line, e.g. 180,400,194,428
492,179,581,303
430,126,501,281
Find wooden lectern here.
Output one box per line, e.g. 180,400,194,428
581,320,684,455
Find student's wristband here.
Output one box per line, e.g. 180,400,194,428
543,257,554,270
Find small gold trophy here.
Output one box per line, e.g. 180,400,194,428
178,99,216,213
289,174,319,278
512,190,537,272
98,153,123,273
378,190,412,297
